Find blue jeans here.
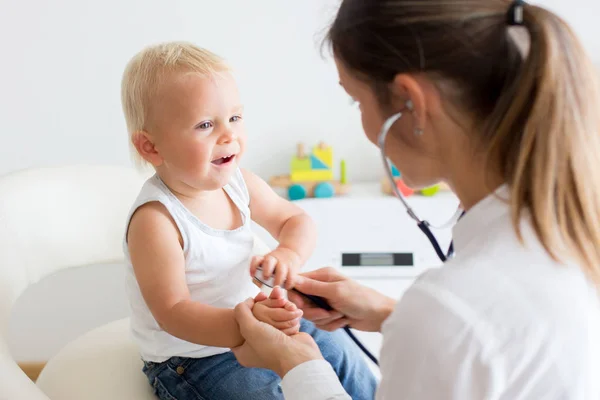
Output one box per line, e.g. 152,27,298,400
142,319,377,400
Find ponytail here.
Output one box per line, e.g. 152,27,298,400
487,5,600,284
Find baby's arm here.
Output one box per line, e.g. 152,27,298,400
127,202,302,348
242,169,317,289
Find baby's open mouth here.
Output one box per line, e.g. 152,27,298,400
212,154,235,166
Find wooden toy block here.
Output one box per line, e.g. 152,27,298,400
291,170,333,182
381,176,414,196
314,182,335,198
288,184,307,201
420,185,440,196
381,176,393,195
438,182,452,191
312,145,333,169
270,174,350,200
396,179,415,196
381,176,453,197
296,143,306,159
271,141,349,199
291,157,311,172
310,154,330,170
340,160,347,184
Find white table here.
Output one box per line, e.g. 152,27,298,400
259,182,460,282
254,182,461,372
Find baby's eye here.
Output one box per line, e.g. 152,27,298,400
230,115,242,122
196,121,213,130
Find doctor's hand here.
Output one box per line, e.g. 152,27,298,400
289,267,396,332
232,295,324,378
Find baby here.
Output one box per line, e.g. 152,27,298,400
120,41,376,400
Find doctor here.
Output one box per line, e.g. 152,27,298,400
233,0,600,398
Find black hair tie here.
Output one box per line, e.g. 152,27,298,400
507,0,526,26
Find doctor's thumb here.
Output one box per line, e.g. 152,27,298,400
235,298,261,338
293,276,331,298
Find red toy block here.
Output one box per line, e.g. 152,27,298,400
396,179,415,196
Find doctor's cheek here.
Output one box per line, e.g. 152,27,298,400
360,114,378,144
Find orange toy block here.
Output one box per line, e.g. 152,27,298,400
396,179,415,196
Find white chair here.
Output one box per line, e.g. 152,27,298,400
0,165,272,400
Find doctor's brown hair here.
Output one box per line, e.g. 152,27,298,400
327,0,600,284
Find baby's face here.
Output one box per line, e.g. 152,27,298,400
149,71,246,191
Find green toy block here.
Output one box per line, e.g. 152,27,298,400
340,159,347,184
420,185,440,196
291,157,311,172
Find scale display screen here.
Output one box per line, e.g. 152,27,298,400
342,252,414,267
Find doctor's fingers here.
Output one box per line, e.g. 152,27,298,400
317,317,349,332
288,293,344,320
287,291,337,315
235,298,264,341
306,311,345,327
286,290,307,308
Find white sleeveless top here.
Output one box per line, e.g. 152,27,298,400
123,168,261,362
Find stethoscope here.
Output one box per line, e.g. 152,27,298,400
255,102,462,367
378,102,463,263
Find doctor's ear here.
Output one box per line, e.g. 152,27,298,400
390,74,427,135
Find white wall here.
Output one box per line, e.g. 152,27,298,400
0,0,598,183
0,0,374,182
2,0,599,363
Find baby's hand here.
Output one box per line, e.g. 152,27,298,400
251,246,301,290
252,287,303,335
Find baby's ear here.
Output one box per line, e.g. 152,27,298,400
132,131,163,167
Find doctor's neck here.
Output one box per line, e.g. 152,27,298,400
445,155,504,213
427,116,505,212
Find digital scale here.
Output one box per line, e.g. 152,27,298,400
342,252,414,267
252,194,456,280
336,251,433,279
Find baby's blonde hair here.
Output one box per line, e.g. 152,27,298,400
120,41,231,168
